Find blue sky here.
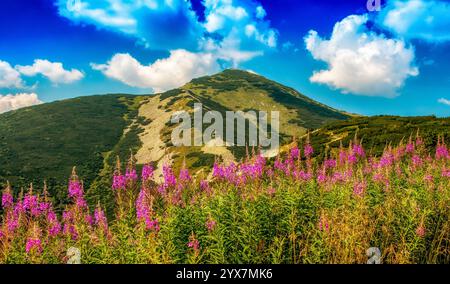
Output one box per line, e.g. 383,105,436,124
0,0,449,117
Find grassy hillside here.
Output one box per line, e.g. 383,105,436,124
0,94,142,209
307,115,450,159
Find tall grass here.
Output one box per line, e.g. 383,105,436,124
0,135,449,264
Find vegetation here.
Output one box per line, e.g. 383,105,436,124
0,135,448,264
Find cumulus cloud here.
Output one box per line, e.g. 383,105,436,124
0,60,23,88
438,98,450,106
56,0,277,65
379,0,450,42
16,59,84,84
91,50,221,92
57,0,202,51
304,15,418,97
0,93,42,113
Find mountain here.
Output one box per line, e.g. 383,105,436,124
0,69,350,210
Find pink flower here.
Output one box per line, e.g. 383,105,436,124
68,180,83,199
352,144,365,157
163,166,177,187
112,174,126,190
436,145,449,160
290,146,300,160
304,144,314,158
416,225,425,238
200,180,210,192
188,234,200,251
1,191,13,209
25,238,42,254
406,142,415,153
267,187,276,196
412,155,422,167
141,164,154,182
125,168,138,182
206,219,217,232
324,159,337,169
94,207,108,233
353,181,366,197
179,168,191,183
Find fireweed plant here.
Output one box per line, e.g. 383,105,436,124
0,135,449,264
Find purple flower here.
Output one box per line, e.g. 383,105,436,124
353,181,366,197
68,180,83,199
125,168,138,182
25,238,42,254
200,180,210,192
163,166,177,187
290,146,300,160
324,159,337,169
304,144,314,158
141,164,154,182
352,144,365,157
112,174,126,190
94,207,108,233
179,168,191,183
436,145,449,160
136,189,150,221
1,191,13,209
23,193,40,216
206,219,217,232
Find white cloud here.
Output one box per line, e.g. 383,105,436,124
0,93,42,113
57,0,277,65
438,98,450,106
91,50,221,92
304,14,418,97
57,0,204,51
16,59,84,84
379,0,450,42
0,60,23,88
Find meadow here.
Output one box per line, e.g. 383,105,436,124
0,134,449,264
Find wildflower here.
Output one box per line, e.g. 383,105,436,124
0,230,3,239
179,168,191,183
145,218,160,232
187,233,200,252
353,143,365,157
347,154,358,165
290,146,300,160
353,181,366,197
406,140,415,153
136,189,150,221
304,144,314,158
267,187,276,196
23,192,40,216
112,174,126,191
435,142,449,160
47,210,61,237
141,164,154,182
1,186,13,209
206,219,217,232
442,168,450,178
125,168,138,182
416,225,426,238
200,180,210,192
318,214,329,232
412,155,422,168
68,180,83,199
324,159,337,169
25,238,42,254
94,206,108,234
163,166,177,187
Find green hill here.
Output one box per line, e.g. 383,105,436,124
0,69,356,210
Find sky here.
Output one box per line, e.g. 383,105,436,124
0,0,449,117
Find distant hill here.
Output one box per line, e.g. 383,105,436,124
0,69,363,211
306,115,450,159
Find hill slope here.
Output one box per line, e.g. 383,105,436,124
0,69,350,209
